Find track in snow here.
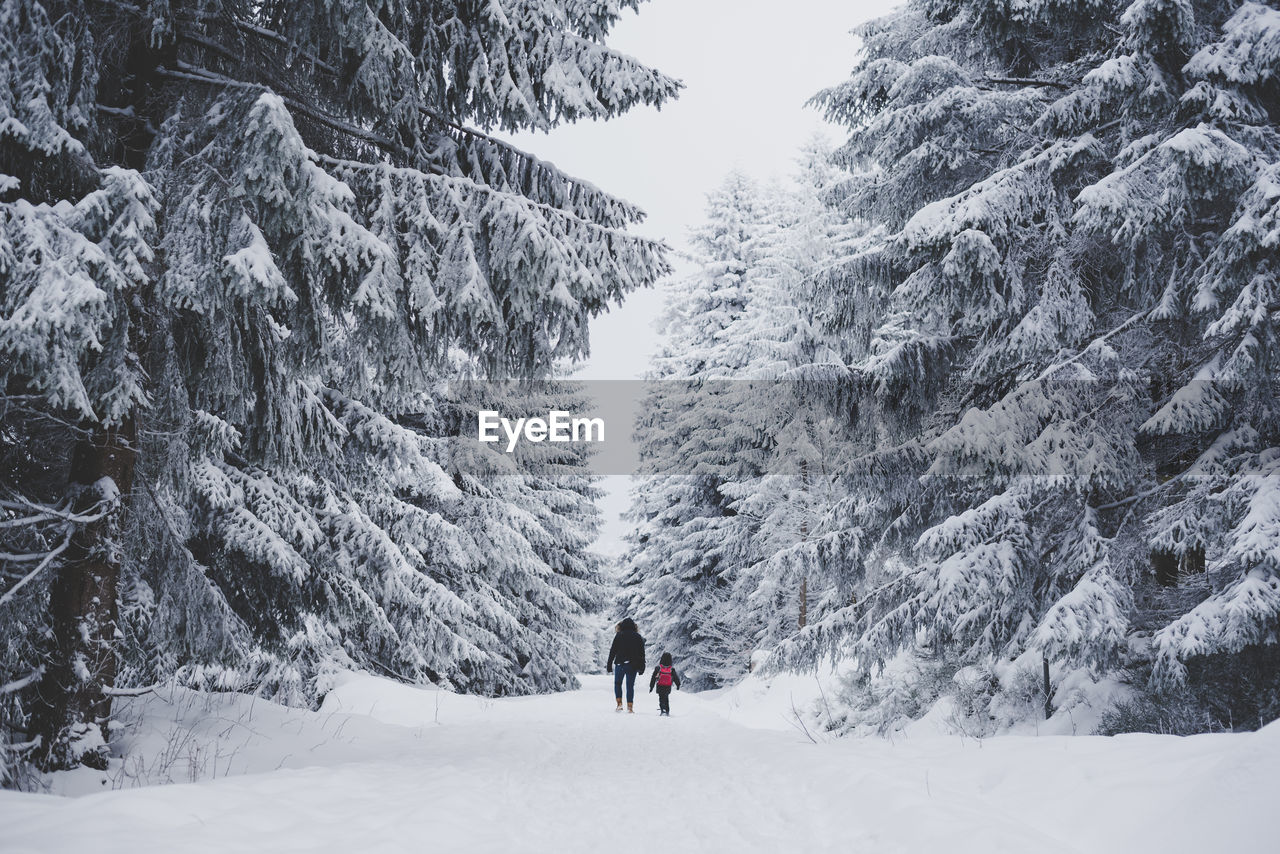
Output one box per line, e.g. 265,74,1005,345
1,673,1276,854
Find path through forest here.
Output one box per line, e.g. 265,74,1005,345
2,674,1276,853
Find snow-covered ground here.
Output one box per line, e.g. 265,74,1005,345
2,672,1277,854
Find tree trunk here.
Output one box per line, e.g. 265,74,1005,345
1042,656,1053,721
31,420,136,771
799,575,808,629
798,463,810,630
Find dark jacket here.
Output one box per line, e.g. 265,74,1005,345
649,665,681,692
606,629,646,673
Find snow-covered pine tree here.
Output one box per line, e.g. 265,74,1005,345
421,378,611,695
713,141,868,657
1108,1,1280,701
1,1,158,767
769,0,1280,732
621,158,864,687
1,0,676,773
619,172,772,689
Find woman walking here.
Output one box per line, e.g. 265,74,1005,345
605,618,646,713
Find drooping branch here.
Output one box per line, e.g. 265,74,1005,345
155,64,661,254
91,0,647,223
315,155,669,250
153,64,403,154
171,22,653,220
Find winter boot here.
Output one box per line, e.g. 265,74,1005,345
627,702,634,713
615,698,623,712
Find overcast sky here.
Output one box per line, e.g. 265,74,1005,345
504,0,901,555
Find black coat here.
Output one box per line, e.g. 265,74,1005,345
606,629,646,673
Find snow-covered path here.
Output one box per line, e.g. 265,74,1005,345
2,674,1276,854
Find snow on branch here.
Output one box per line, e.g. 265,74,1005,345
102,0,659,225
153,65,402,154
315,155,666,248
0,498,112,527
0,529,72,608
0,667,43,695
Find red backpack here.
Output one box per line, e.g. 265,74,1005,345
657,665,673,687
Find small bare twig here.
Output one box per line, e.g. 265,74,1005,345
101,683,161,697
815,673,835,729
786,693,820,744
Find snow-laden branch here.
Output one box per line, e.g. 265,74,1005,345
0,498,112,527
0,513,60,530
314,155,668,250
0,736,41,753
153,65,402,155
157,61,649,229
0,667,43,695
92,0,644,221
0,530,72,608
0,547,65,563
1033,307,1151,383
167,20,660,217
1095,481,1172,511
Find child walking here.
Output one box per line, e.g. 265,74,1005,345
648,652,682,716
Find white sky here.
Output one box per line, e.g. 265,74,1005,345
503,0,901,556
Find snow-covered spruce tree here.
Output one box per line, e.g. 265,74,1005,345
769,0,1280,732
619,172,772,689
421,378,610,695
713,141,869,658
1,0,676,771
621,161,863,687
1,0,158,765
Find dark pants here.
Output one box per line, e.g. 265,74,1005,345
656,686,671,713
613,663,637,702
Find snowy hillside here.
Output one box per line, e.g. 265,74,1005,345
2,672,1277,854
